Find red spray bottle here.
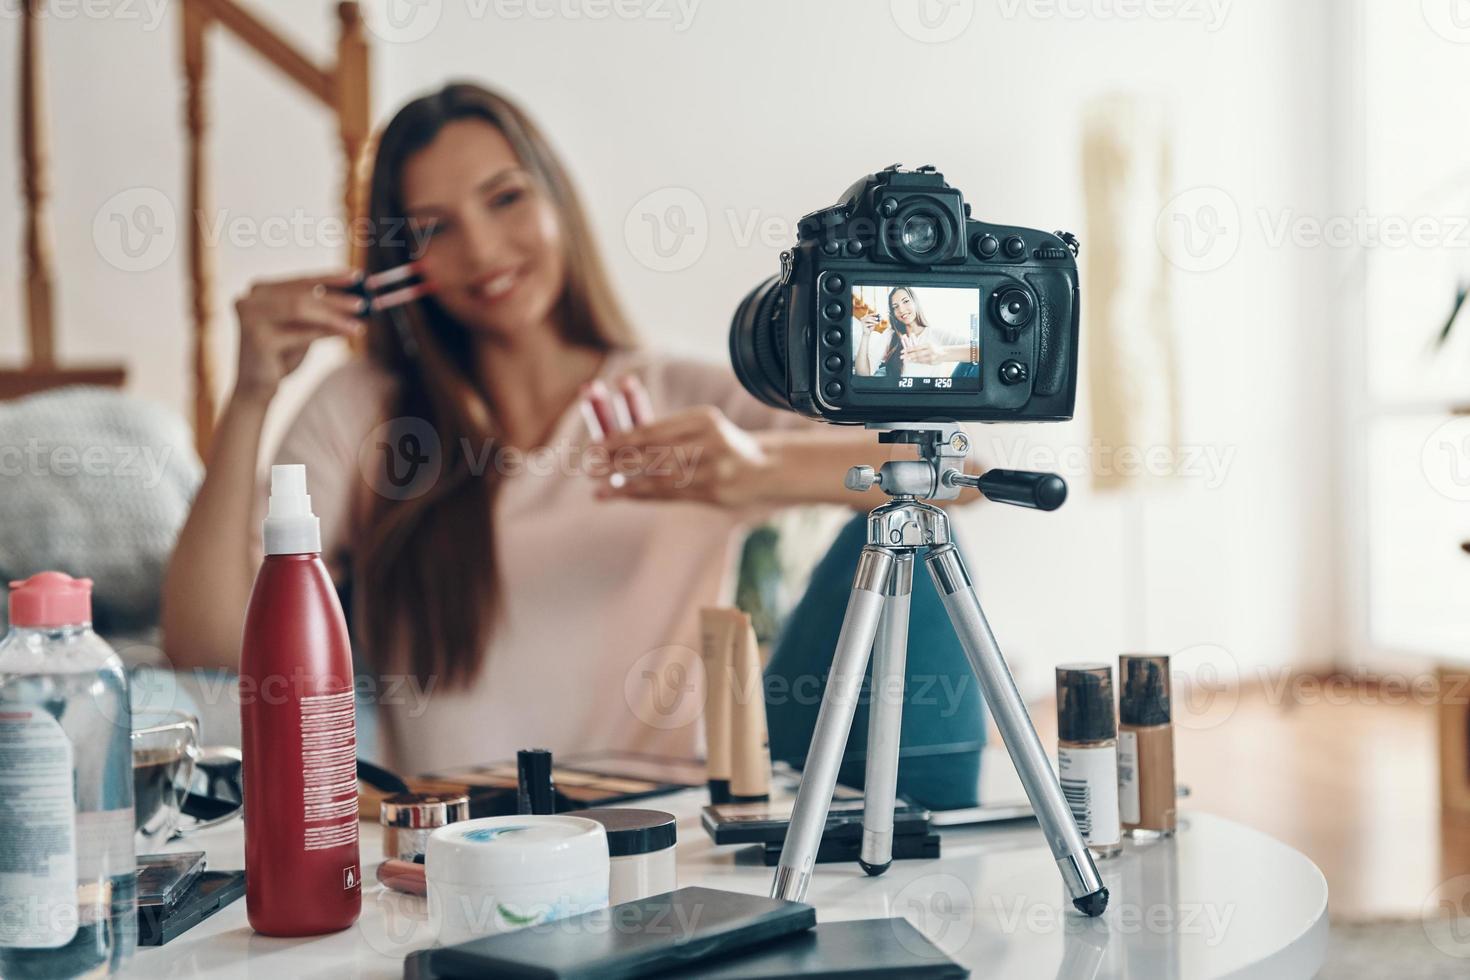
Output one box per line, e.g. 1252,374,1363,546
240,464,361,935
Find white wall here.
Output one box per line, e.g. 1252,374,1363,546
0,0,1343,693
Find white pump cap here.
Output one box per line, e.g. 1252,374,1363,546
263,464,322,555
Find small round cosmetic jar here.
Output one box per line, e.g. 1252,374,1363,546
381,792,471,861
426,815,609,946
578,808,678,905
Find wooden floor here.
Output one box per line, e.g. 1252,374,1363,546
1020,677,1469,921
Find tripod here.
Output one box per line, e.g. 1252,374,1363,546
769,423,1109,917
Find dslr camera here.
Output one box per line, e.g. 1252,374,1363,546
730,165,1080,424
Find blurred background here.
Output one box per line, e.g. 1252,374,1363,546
4,1,1470,972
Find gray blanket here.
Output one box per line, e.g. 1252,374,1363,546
0,386,202,633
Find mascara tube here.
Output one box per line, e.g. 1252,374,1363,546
517,748,555,815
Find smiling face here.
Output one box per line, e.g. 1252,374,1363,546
891,288,918,328
400,120,567,340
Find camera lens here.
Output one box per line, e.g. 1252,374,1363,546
901,214,940,255
996,286,1035,329
729,275,791,411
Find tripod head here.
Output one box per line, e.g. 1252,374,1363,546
843,422,1068,509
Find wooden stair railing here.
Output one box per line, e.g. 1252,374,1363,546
7,0,128,404
181,0,372,456
13,0,371,458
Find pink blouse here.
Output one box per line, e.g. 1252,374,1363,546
270,349,805,775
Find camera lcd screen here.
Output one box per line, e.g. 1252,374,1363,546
848,284,980,391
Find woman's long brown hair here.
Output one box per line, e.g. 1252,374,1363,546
880,286,930,378
355,82,636,690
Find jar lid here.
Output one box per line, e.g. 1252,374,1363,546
380,792,471,829
577,808,677,857
426,815,608,887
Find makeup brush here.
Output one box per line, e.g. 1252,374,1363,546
341,260,436,312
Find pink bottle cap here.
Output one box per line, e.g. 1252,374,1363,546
9,572,93,628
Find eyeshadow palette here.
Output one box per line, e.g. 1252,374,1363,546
425,751,701,812
701,795,932,845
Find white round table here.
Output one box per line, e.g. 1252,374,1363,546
133,788,1328,979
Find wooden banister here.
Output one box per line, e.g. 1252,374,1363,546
11,2,368,448
11,1,127,402
193,0,334,107
182,0,216,457
177,0,371,455
21,0,55,370
335,3,372,268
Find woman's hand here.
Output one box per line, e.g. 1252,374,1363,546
901,344,943,365
232,270,367,402
594,406,770,508
902,343,967,366
852,313,882,375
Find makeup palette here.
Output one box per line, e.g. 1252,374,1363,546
425,751,700,814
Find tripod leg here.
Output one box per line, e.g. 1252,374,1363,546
771,547,895,903
859,553,913,877
924,543,1110,917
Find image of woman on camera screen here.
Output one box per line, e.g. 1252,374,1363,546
875,286,974,380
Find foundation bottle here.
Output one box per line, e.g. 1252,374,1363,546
1118,654,1177,838
1056,663,1121,859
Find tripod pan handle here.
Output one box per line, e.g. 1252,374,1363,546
976,470,1068,511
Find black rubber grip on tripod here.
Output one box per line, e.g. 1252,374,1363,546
977,470,1068,511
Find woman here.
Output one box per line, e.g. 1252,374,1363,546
878,286,973,380
162,83,974,774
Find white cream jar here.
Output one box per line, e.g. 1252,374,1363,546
578,808,678,905
426,815,609,946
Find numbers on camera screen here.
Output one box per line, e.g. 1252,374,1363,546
899,378,914,389
935,378,952,389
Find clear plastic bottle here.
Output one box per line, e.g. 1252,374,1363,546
0,572,136,978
